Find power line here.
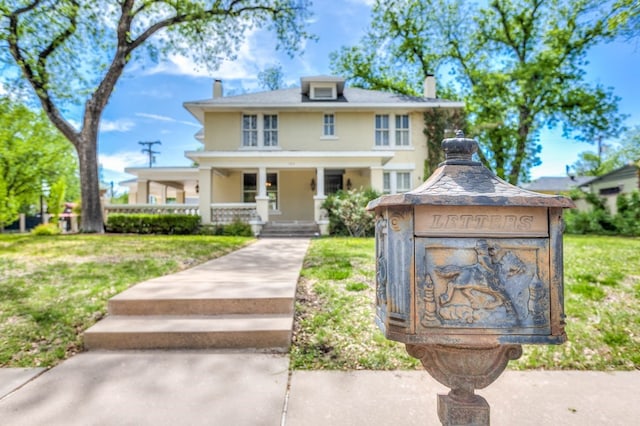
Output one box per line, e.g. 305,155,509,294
139,140,161,167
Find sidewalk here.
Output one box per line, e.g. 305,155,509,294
1,238,638,425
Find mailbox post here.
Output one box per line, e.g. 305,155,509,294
367,131,574,425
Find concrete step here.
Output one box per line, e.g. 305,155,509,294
260,222,320,238
84,314,293,351
108,280,295,316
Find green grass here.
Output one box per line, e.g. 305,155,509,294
0,234,252,368
290,235,640,371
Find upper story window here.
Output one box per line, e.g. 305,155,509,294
242,114,258,147
263,114,278,147
395,114,410,146
375,113,411,147
242,113,278,148
323,113,335,136
375,114,390,146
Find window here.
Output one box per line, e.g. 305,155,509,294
242,113,278,148
243,173,257,202
323,114,335,136
263,114,278,147
599,186,621,196
313,87,334,99
383,171,412,194
375,114,411,147
242,114,258,147
243,172,278,210
395,115,410,146
375,114,390,146
397,172,411,192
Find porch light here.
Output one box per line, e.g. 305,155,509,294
346,178,352,190
310,178,316,192
195,184,199,193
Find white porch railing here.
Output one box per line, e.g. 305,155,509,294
103,203,259,225
210,203,259,224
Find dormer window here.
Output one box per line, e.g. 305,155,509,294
301,76,345,102
311,84,336,100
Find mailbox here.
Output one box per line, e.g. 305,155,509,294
367,132,574,347
367,132,574,424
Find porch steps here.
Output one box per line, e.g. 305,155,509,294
84,239,309,352
259,221,320,238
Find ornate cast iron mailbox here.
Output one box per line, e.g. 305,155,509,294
367,131,574,425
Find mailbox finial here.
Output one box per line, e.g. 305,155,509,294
441,129,480,165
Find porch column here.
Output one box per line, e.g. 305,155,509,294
314,167,328,234
255,166,269,223
136,180,149,204
176,189,185,204
160,185,168,204
198,167,212,224
370,167,384,193
315,167,325,197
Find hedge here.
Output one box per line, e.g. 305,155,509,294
106,214,201,235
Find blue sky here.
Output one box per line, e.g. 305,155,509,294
97,0,640,189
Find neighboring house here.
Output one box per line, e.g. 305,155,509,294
120,75,464,234
522,176,592,195
577,163,640,214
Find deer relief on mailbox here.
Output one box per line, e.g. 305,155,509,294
417,237,551,332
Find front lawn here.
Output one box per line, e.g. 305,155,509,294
0,234,252,368
291,235,640,370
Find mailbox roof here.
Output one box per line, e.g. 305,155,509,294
368,162,576,209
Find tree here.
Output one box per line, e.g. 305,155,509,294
571,126,640,175
257,63,286,90
331,0,636,183
1,0,313,232
0,97,78,228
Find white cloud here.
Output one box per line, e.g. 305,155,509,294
99,151,149,173
100,118,136,132
135,112,200,127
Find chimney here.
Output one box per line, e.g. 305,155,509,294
213,79,223,99
423,74,436,98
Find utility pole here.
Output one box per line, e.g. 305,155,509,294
139,140,161,167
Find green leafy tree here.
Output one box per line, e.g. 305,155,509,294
0,97,78,228
331,0,636,183
46,178,66,219
257,63,286,90
572,126,640,176
1,0,313,232
0,177,18,229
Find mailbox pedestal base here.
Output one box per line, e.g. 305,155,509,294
438,393,489,426
406,343,522,426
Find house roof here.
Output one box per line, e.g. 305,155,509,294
522,176,593,192
577,163,639,187
183,86,464,122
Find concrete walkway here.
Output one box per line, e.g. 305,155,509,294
1,238,639,425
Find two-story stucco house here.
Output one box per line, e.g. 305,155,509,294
120,75,464,234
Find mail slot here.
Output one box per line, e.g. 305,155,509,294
367,131,574,346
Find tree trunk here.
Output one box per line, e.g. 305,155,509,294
76,134,104,233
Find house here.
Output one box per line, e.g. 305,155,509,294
577,163,640,214
119,75,464,234
522,176,592,195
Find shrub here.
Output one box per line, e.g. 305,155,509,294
200,220,253,236
565,190,640,236
222,219,253,237
322,188,380,237
105,214,201,235
31,223,61,236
